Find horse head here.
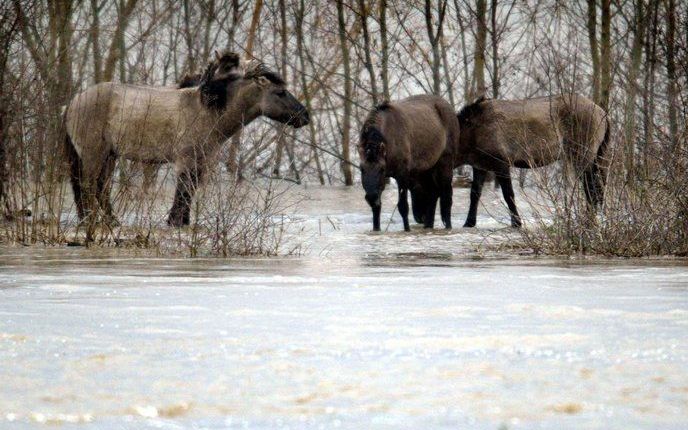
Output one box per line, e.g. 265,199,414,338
359,125,387,208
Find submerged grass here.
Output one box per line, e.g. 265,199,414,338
515,142,688,258
0,167,298,258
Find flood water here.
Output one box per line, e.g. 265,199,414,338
1,185,687,429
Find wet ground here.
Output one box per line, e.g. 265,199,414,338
1,185,687,429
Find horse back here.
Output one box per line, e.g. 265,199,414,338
67,82,203,164
554,94,607,169
382,95,454,173
467,98,562,169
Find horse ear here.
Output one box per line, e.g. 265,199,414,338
215,50,222,61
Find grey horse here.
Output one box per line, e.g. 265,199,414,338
64,51,309,227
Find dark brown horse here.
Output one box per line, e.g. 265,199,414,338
452,94,609,227
359,95,460,231
64,51,309,228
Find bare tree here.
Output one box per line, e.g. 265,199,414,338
473,0,487,98
424,0,448,95
357,0,378,105
337,0,354,186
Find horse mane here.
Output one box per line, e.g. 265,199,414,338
360,127,386,163
244,60,285,85
197,51,242,109
360,106,388,163
457,96,488,125
178,73,201,89
198,60,230,110
375,101,391,111
197,52,285,110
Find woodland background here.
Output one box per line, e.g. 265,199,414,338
0,0,686,255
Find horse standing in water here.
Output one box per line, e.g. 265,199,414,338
454,94,609,228
64,51,309,228
358,95,460,232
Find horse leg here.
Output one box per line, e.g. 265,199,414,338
96,151,119,227
141,162,158,195
397,186,410,232
422,182,439,229
372,204,381,232
168,165,203,227
463,167,487,228
410,183,426,224
583,156,608,210
64,133,86,220
496,168,522,228
438,165,453,229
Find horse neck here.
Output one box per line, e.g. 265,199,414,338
214,97,261,138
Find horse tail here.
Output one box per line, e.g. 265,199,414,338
64,129,85,220
583,116,610,208
595,116,611,184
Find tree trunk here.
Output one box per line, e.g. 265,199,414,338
182,0,196,73
587,0,600,103
201,0,215,61
623,0,645,174
490,0,499,98
296,0,325,185
357,0,378,105
599,0,612,110
642,0,660,172
227,0,263,179
664,0,679,159
454,0,471,102
0,10,16,215
273,0,288,177
473,0,487,99
379,0,390,101
102,0,138,82
424,0,447,96
245,0,263,58
440,30,455,106
337,0,354,186
90,0,102,83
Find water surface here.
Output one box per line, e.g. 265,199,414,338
1,185,687,429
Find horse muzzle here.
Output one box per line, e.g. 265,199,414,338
291,110,310,128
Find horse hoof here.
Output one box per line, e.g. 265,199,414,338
462,223,476,228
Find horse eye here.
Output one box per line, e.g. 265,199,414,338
276,90,287,97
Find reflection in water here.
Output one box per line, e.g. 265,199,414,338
1,185,687,429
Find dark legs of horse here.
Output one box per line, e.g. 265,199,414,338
65,134,86,220
495,169,522,228
397,186,411,232
438,167,453,229
372,204,381,231
410,183,426,224
463,167,487,228
168,167,203,227
583,164,604,209
96,151,119,227
418,174,439,229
